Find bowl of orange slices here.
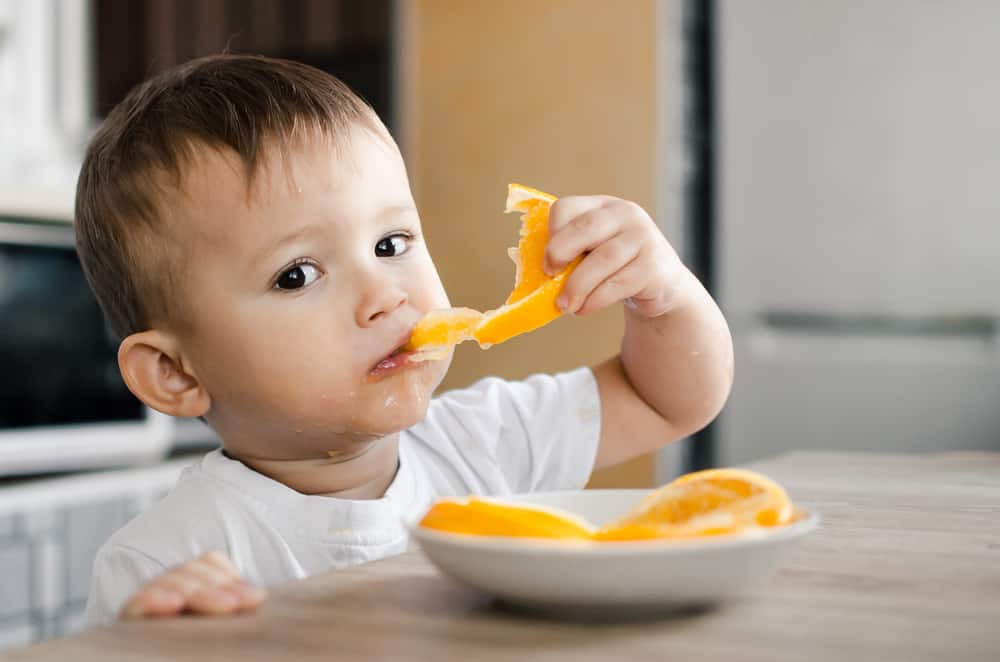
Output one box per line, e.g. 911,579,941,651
411,468,818,615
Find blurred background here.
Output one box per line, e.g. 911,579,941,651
1,0,999,650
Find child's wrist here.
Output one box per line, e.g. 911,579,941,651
625,269,701,319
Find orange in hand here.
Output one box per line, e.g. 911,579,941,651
404,183,580,359
401,308,483,361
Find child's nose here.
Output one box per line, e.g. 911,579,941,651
356,278,409,326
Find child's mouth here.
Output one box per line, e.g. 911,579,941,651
368,345,419,380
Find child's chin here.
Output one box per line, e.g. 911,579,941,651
386,403,431,432
363,396,431,434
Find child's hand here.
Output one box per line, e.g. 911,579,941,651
120,551,266,619
544,195,687,318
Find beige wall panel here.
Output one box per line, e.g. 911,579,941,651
399,0,659,487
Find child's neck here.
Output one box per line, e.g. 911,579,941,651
233,434,400,499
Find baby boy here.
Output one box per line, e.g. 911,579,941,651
74,55,734,624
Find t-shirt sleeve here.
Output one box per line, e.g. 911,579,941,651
83,543,168,628
408,366,601,495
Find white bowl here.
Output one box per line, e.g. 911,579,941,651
410,489,818,616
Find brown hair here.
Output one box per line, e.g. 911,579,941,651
75,54,379,339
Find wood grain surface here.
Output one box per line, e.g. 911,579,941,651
9,451,1000,661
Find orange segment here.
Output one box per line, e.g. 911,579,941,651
593,468,794,541
473,259,580,346
403,307,483,359
404,183,577,356
417,469,798,545
503,184,558,304
419,497,595,540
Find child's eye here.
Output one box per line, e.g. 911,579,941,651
374,234,410,258
275,262,321,290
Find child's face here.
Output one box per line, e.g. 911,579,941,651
169,125,452,460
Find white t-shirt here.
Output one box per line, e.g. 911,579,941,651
84,368,601,626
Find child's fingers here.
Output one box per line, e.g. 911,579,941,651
574,255,652,317
546,196,606,233
119,551,264,620
545,208,622,276
199,551,242,578
186,580,265,615
231,581,268,608
121,587,186,619
150,570,214,598
557,236,641,314
122,578,265,619
183,556,242,587
233,582,268,609
187,552,266,611
545,197,617,275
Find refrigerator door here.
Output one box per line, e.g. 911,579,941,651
715,1,1000,463
721,323,1000,464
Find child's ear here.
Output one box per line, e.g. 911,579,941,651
117,330,210,418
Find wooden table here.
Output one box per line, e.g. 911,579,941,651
9,451,1000,661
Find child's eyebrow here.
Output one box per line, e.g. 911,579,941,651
253,206,418,267
377,204,419,221
253,224,326,268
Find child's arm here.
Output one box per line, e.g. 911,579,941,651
544,195,734,469
119,551,266,619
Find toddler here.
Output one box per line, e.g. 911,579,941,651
74,54,734,625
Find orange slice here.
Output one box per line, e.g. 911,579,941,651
500,183,561,305
417,469,797,545
402,308,484,360
404,183,580,358
419,497,595,540
593,468,794,541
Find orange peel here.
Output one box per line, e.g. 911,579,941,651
404,183,580,359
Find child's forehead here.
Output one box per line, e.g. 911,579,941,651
165,126,409,246
178,124,402,206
